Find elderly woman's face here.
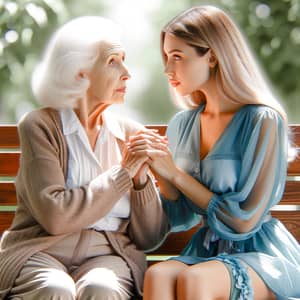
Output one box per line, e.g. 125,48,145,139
87,40,130,104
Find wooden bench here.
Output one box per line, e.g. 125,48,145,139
0,124,299,263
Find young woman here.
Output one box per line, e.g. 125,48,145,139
140,5,300,300
0,16,168,299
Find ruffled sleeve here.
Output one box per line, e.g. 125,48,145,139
207,107,288,241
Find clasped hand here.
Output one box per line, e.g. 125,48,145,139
121,130,176,188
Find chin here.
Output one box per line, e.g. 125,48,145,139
176,88,190,97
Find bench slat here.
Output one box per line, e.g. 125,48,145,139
282,181,300,204
0,182,16,204
271,211,300,240
0,126,20,148
0,152,20,176
0,212,14,233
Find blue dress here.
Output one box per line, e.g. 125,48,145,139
161,104,300,300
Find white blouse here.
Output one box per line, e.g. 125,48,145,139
59,108,130,231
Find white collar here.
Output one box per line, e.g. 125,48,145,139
59,108,126,141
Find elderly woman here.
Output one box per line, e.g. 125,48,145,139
0,16,168,300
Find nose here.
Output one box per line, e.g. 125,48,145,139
164,61,174,77
121,64,131,81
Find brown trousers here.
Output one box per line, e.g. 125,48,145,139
8,229,134,300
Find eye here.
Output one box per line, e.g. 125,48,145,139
108,58,116,65
173,55,182,61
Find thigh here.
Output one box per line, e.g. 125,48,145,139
8,252,76,300
143,260,188,300
177,260,231,300
73,255,134,300
180,259,276,300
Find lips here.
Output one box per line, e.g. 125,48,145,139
169,80,180,87
115,87,126,93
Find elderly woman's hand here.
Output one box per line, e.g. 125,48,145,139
128,130,179,181
124,130,169,188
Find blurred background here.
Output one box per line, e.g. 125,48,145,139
0,0,299,124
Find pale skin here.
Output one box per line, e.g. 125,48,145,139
74,39,167,189
137,33,276,300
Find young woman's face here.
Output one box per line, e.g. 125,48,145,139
86,40,130,104
163,33,211,96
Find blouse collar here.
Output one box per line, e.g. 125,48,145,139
59,108,126,141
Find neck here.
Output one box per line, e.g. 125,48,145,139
75,98,109,131
200,80,243,115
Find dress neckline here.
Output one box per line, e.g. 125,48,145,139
197,104,248,161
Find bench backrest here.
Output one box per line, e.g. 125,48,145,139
0,124,299,257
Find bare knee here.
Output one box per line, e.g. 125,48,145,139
144,264,167,284
145,261,186,285
144,261,187,300
177,267,208,296
177,261,230,300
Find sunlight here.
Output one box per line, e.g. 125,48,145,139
103,0,163,120
5,1,18,15
259,256,281,279
25,3,48,26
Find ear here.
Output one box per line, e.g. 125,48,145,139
208,50,218,68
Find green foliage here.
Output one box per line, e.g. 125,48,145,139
0,0,69,122
230,0,300,122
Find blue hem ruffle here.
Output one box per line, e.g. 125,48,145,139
216,254,253,300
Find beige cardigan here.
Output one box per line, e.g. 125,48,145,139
0,108,169,299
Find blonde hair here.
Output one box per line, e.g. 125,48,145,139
32,16,122,109
161,5,287,122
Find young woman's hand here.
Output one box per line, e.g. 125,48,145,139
125,130,168,188
127,130,178,182
148,146,178,182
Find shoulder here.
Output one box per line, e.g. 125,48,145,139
18,108,60,130
168,107,201,130
242,105,285,131
119,116,145,134
243,105,281,121
18,107,62,142
104,111,145,141
240,105,288,149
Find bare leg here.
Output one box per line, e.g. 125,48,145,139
177,260,276,300
143,260,188,300
177,260,230,300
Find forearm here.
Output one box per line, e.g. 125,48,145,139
153,171,180,200
25,163,132,235
129,178,169,250
171,167,213,211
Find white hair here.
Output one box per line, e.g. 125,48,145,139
32,16,122,109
